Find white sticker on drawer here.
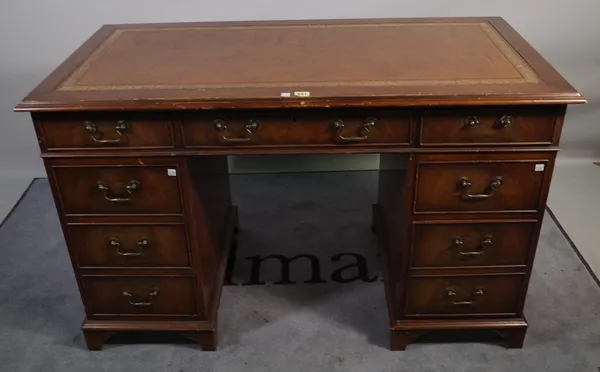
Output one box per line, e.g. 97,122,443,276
535,164,545,172
167,168,177,176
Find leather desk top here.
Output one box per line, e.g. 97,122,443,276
15,17,584,112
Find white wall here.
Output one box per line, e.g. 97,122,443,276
1,0,598,178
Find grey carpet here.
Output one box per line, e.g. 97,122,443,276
0,173,599,372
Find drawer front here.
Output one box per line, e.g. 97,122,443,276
415,160,547,213
53,165,183,215
82,276,198,317
40,113,174,150
182,110,410,147
68,224,190,268
420,110,556,146
412,221,536,268
406,275,524,316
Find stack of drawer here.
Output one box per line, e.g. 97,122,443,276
391,108,561,349
49,157,200,317
37,113,213,350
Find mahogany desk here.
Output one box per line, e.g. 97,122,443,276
15,17,585,351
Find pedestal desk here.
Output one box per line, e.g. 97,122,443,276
15,17,585,350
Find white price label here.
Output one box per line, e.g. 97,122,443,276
535,164,545,172
167,168,177,177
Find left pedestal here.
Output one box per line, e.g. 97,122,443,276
44,156,235,350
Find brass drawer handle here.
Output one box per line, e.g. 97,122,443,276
464,115,514,129
84,120,129,145
457,176,503,200
122,287,159,307
445,288,485,306
451,235,493,257
463,116,480,129
495,115,514,129
108,236,149,257
214,119,260,142
332,117,377,142
97,180,140,203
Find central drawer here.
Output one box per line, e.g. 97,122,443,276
52,164,184,216
181,109,411,147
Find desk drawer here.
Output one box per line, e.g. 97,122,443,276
182,110,410,147
420,109,557,146
411,221,535,268
414,156,549,214
406,275,524,317
39,113,174,150
52,164,183,215
68,223,190,268
82,276,199,317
